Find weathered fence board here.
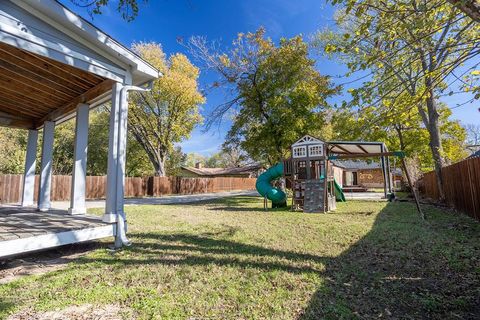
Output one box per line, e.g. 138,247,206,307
0,175,256,204
418,157,480,221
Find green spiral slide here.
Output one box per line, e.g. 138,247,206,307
256,162,287,206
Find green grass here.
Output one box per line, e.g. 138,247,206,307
1,197,479,319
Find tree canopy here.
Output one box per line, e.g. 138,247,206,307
129,42,205,176
316,0,479,199
187,28,338,165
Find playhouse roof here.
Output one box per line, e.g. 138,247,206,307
327,141,388,155
292,135,324,146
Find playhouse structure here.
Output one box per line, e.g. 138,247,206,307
283,135,336,213
256,135,397,213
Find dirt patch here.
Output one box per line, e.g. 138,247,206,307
7,304,130,320
0,243,105,284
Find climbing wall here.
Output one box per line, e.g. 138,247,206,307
303,179,325,213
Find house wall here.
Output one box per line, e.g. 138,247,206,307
358,169,385,188
358,169,403,188
179,169,201,178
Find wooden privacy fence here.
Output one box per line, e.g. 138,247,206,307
0,175,256,204
418,157,480,221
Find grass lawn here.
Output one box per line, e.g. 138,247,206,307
1,196,479,319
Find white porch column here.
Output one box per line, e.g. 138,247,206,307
38,121,55,211
68,103,90,215
103,83,122,223
21,129,38,206
115,82,129,219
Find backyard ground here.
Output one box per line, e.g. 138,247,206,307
1,196,479,319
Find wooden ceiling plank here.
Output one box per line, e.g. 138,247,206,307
27,50,106,86
39,79,114,125
0,95,48,116
0,44,96,91
0,88,53,111
0,99,43,118
0,57,83,97
0,65,74,101
0,115,35,129
0,74,68,107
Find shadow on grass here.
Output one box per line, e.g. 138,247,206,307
76,231,327,275
3,199,479,319
300,202,480,319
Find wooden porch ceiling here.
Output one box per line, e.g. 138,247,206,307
0,42,114,130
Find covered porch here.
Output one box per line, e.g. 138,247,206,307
0,0,159,258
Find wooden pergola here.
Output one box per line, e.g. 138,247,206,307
0,0,159,257
328,141,393,198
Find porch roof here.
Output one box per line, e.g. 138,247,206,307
0,0,160,130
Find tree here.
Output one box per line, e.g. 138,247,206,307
68,0,144,21
318,0,480,200
187,28,337,165
447,0,480,22
165,146,187,176
129,42,204,176
184,153,207,167
0,127,27,174
465,123,480,153
205,148,249,168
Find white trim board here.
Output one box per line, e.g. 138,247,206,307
0,21,125,82
0,224,115,258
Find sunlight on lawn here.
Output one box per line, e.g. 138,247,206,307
1,196,479,319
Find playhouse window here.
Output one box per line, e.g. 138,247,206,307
308,145,323,157
293,146,307,158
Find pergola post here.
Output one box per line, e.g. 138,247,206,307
21,129,38,206
38,121,55,211
385,156,393,193
380,145,388,198
68,103,90,215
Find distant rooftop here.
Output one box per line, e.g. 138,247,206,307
181,163,263,176
332,160,402,175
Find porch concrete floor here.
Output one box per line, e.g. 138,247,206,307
0,206,108,241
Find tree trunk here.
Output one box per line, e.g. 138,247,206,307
447,0,480,23
154,154,167,177
425,90,446,202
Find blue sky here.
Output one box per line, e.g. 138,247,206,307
61,0,480,155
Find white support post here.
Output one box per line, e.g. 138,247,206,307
68,103,90,215
115,83,129,219
103,83,122,223
38,121,55,212
21,129,38,206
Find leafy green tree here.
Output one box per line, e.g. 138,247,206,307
331,100,467,171
0,127,27,174
165,146,187,176
317,0,479,200
129,42,205,176
184,153,207,168
187,28,337,165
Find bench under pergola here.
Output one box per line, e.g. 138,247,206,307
0,0,159,258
